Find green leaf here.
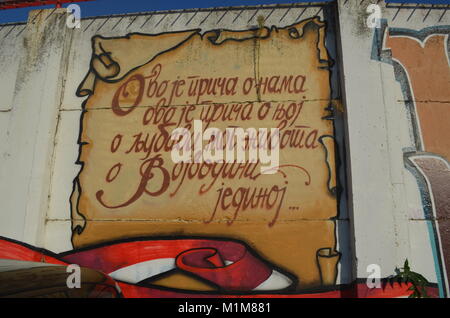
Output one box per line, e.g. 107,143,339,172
391,259,430,298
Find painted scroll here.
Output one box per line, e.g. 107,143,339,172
72,17,339,291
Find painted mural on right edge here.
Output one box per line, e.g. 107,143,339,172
374,6,450,297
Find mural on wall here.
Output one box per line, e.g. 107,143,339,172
375,24,450,297
69,16,341,293
0,3,445,298
1,236,436,298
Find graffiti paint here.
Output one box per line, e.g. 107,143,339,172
376,25,450,297
3,2,447,299
0,236,438,298
69,16,341,292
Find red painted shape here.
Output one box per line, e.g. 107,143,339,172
0,238,67,265
0,0,93,10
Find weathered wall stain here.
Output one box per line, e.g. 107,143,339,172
1,2,448,298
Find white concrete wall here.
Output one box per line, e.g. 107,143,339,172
0,1,448,295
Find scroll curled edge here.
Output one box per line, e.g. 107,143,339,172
76,17,329,97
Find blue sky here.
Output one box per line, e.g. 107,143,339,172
0,0,448,24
